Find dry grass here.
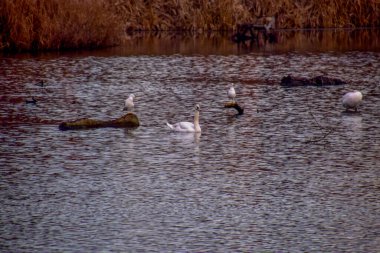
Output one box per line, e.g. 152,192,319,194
111,0,379,31
110,0,250,32
0,0,379,51
0,0,124,51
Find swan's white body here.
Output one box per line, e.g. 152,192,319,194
342,91,362,111
166,104,201,132
228,84,236,101
124,94,135,111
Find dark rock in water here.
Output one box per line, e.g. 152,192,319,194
59,113,139,130
281,75,346,87
311,75,346,86
25,97,37,104
34,80,44,87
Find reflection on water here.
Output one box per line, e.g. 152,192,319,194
120,29,380,55
341,113,363,139
0,30,379,252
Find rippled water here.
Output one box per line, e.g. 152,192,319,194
1,30,380,252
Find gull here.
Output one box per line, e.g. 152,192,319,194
123,94,135,112
342,91,363,112
228,84,236,102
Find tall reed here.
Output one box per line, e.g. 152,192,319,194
1,0,379,52
111,0,379,31
0,0,123,52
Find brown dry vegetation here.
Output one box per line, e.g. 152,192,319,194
0,0,123,51
0,0,379,52
112,0,379,31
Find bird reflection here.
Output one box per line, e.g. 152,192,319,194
341,113,363,140
172,132,201,145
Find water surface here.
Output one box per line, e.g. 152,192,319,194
0,30,379,252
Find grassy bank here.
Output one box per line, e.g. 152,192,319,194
1,0,379,52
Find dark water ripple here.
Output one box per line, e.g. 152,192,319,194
0,35,380,252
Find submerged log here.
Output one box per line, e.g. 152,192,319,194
25,97,37,104
59,113,139,130
224,101,244,115
281,75,346,87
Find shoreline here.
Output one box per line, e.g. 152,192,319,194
1,0,379,52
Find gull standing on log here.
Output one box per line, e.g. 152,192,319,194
228,84,236,102
123,94,135,111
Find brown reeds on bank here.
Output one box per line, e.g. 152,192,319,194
1,0,379,52
0,0,123,52
111,0,380,31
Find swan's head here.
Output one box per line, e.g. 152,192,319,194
230,83,234,88
129,94,135,99
195,104,200,111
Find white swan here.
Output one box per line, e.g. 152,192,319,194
342,91,362,111
166,104,201,132
228,84,236,101
123,94,135,111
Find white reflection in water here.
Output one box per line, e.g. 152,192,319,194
341,113,362,131
168,132,201,145
340,113,364,144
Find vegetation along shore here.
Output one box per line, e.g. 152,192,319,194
1,0,379,52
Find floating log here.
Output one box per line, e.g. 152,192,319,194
34,80,44,87
281,75,346,87
59,113,139,130
224,101,244,115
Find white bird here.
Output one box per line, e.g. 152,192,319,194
342,91,363,112
166,104,201,132
123,94,135,111
228,84,236,102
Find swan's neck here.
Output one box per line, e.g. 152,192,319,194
194,111,201,132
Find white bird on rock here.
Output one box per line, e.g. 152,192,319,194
342,91,363,112
228,84,236,102
123,94,135,111
166,104,201,132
